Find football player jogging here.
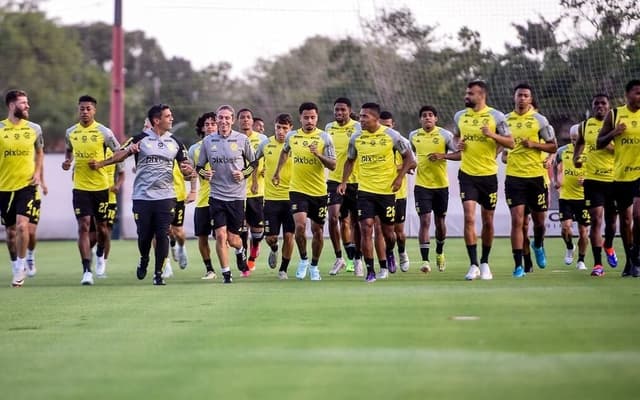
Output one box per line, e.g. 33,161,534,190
555,125,589,270
0,90,44,287
504,83,557,278
273,102,336,281
573,94,618,276
90,104,194,285
325,98,361,276
409,105,460,274
188,112,218,280
237,108,267,270
196,105,255,283
255,114,296,279
596,79,640,277
25,168,47,277
338,102,416,283
453,80,514,280
62,95,121,285
101,147,125,273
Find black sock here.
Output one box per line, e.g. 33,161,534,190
204,259,214,272
170,238,176,248
300,251,307,260
82,258,91,273
269,242,278,252
236,250,247,271
240,230,248,252
379,259,387,270
480,245,491,264
355,249,362,260
563,236,573,250
592,246,602,266
523,252,533,269
578,254,585,262
604,234,614,249
345,243,356,260
96,245,105,257
398,242,405,254
513,249,523,268
420,242,430,261
365,258,375,274
335,250,342,259
533,236,543,249
436,240,445,254
280,258,290,272
311,258,319,267
466,244,478,266
139,256,149,268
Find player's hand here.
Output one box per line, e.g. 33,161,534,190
200,169,213,181
391,176,402,192
612,123,626,136
232,170,244,182
578,177,584,186
480,124,492,137
179,161,194,178
521,139,532,148
251,180,259,195
62,159,72,170
272,174,280,186
186,191,196,204
337,182,347,195
110,185,121,194
41,183,49,196
88,159,101,170
457,139,466,151
309,142,319,156
30,173,41,186
126,142,140,154
428,152,445,161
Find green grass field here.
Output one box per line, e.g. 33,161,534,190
1,237,639,400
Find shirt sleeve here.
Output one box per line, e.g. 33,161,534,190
320,131,336,159
534,113,555,142
255,138,269,160
99,125,121,152
346,133,359,160
491,109,511,136
440,128,457,153
282,131,294,154
244,136,256,163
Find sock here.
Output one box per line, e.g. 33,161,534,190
420,242,430,261
397,242,405,254
345,243,356,260
480,245,491,264
170,238,176,248
436,239,445,255
311,258,319,267
355,249,362,260
365,257,375,274
82,258,91,273
563,236,574,250
240,230,248,252
27,249,35,260
96,245,105,257
235,248,247,271
250,231,263,259
335,250,343,259
280,258,290,272
269,242,278,252
466,244,478,266
513,249,523,268
592,246,602,266
604,234,614,249
300,251,307,260
204,259,213,272
523,253,533,269
533,236,543,249
578,254,585,262
379,259,387,270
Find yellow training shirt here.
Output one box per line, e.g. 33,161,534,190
284,128,335,197
256,136,292,201
453,106,510,176
347,125,411,195
0,118,44,191
65,121,120,191
325,119,360,184
245,131,268,198
505,109,554,178
581,117,613,182
188,140,211,208
556,143,584,200
409,126,456,189
612,105,640,182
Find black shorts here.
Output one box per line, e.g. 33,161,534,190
327,181,358,220
0,185,36,227
132,198,176,239
558,199,590,226
106,202,117,227
357,191,396,225
73,189,109,221
505,176,548,212
613,179,640,211
264,200,295,236
245,197,265,228
395,198,407,224
194,206,212,236
209,198,244,234
171,201,185,227
583,179,616,210
458,170,498,210
414,186,449,217
289,191,327,225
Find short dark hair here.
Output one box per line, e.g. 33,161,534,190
253,117,264,123
419,105,438,118
299,102,318,114
236,108,253,118
333,97,352,108
625,79,640,93
361,102,381,116
468,79,488,93
275,113,293,126
195,111,216,137
78,95,97,105
147,104,170,126
513,82,533,93
5,89,27,106
380,111,393,120
592,93,610,101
